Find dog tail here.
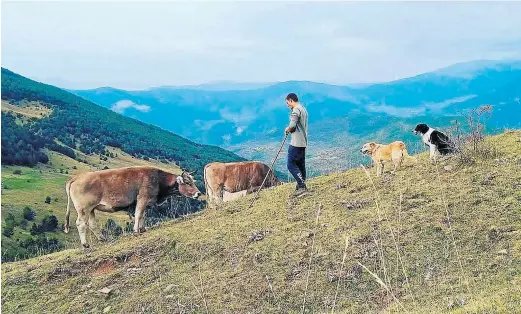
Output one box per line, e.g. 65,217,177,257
401,142,418,163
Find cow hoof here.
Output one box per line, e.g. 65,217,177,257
82,243,90,249
133,228,146,235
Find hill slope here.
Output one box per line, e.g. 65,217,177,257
3,131,520,313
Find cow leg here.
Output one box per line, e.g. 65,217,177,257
76,215,89,249
134,197,148,233
88,211,107,242
138,212,146,232
207,184,223,208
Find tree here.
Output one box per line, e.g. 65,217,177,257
23,206,36,221
40,215,58,232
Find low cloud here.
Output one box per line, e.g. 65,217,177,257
236,126,245,135
111,100,151,114
366,104,424,117
367,95,477,117
423,95,477,111
219,107,257,126
194,119,225,131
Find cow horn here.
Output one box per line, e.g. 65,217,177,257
189,169,198,175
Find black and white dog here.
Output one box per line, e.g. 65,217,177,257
413,123,454,160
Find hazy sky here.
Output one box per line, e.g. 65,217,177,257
2,1,521,90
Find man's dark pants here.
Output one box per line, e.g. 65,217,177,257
287,145,306,189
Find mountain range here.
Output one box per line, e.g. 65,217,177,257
70,60,521,173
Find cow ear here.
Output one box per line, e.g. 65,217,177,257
176,176,184,184
370,142,376,148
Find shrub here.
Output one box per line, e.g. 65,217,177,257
30,215,59,235
3,225,14,237
13,169,22,175
103,218,123,239
23,206,36,221
45,196,51,204
450,105,499,163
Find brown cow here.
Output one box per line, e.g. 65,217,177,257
204,161,280,206
64,166,201,248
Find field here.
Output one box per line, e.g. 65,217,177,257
2,131,520,313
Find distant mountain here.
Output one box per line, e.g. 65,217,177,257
71,60,521,173
152,81,275,91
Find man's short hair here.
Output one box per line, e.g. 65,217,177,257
286,93,298,102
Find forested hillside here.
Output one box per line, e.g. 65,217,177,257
1,68,245,183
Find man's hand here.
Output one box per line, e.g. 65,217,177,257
285,126,292,135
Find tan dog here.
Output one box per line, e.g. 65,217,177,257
360,141,416,176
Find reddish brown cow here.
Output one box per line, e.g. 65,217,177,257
204,161,280,206
64,166,201,248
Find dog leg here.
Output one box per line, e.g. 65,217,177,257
429,144,437,162
391,151,403,174
391,159,400,174
377,163,384,176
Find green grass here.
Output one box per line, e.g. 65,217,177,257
2,131,521,313
1,148,183,260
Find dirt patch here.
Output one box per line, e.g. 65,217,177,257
91,259,117,277
482,171,498,185
327,263,363,283
342,198,373,210
248,230,270,244
128,254,141,266
47,261,90,281
349,185,368,193
286,260,307,281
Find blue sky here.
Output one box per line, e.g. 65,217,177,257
2,1,521,90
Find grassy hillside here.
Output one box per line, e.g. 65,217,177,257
2,131,520,313
1,67,246,261
1,145,185,261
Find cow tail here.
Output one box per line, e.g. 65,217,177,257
64,179,74,233
203,164,213,200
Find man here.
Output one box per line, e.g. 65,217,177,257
284,93,309,197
